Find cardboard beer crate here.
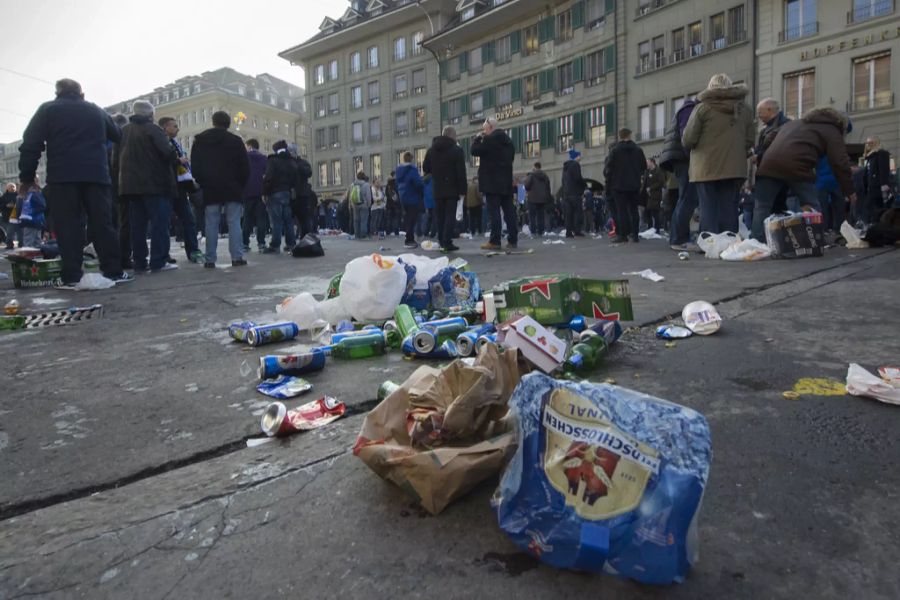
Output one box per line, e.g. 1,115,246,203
491,275,634,325
6,255,99,288
765,212,825,258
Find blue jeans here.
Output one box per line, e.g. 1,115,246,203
696,179,740,234
267,191,295,250
130,195,171,270
370,209,385,235
173,191,198,256
752,177,821,241
205,202,243,263
669,162,699,245
351,205,370,238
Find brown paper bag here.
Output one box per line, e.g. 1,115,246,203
353,345,524,515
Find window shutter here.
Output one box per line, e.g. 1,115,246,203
605,0,615,14
572,1,584,29
511,126,523,155
539,121,548,148
511,78,523,102
510,30,522,54
547,119,558,147
573,56,584,82
573,111,585,142
439,60,446,80
484,87,495,109
539,68,555,92
461,137,471,157
441,101,448,123
459,52,468,72
604,44,616,74
539,16,555,43
482,40,495,63
460,94,469,115
605,102,616,139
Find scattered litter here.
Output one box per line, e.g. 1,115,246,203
290,233,324,258
846,363,900,406
239,360,253,378
665,341,677,348
682,301,722,335
623,269,665,283
879,367,900,385
678,251,690,261
256,375,314,399
543,239,566,245
419,240,439,251
698,231,740,259
490,275,633,325
638,228,665,240
498,316,566,374
720,239,771,261
840,221,869,249
74,273,115,290
247,322,300,347
656,325,692,339
246,437,274,448
4,299,19,314
782,391,801,400
228,320,256,343
765,212,825,258
2,304,104,330
260,396,346,437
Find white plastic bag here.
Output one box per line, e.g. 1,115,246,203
338,254,407,320
623,269,665,282
276,292,322,330
74,273,115,290
840,221,869,249
397,254,448,290
638,228,664,240
698,231,740,259
455,198,464,222
846,363,900,406
720,239,771,261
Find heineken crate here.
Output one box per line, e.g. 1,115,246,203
491,275,634,325
6,255,99,288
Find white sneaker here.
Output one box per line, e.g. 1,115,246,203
152,263,179,273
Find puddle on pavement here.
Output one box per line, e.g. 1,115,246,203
476,552,540,577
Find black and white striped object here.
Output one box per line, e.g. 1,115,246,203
23,304,104,328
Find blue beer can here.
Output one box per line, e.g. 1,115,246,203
579,320,623,345
247,322,300,347
568,315,587,333
258,348,327,380
475,333,498,353
456,323,496,357
228,320,256,343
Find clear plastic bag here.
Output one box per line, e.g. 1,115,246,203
698,231,740,259
338,254,408,320
719,239,771,261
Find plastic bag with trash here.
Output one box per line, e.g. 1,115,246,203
339,254,408,321
840,221,869,249
398,254,448,310
74,273,116,290
698,231,740,259
845,363,900,406
719,239,771,261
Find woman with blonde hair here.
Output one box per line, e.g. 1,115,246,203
863,136,892,224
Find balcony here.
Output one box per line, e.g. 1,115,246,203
556,86,575,97
847,0,894,23
778,21,819,44
635,0,673,19
850,92,894,112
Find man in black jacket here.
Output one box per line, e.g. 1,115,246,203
262,140,298,253
471,117,517,250
524,162,552,237
191,111,250,268
292,148,315,237
18,78,130,287
562,149,587,237
423,126,467,253
604,128,647,243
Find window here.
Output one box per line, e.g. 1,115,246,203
328,92,339,114
368,46,379,68
394,37,406,61
461,6,476,20
672,27,686,62
273,119,279,131
783,70,815,119
183,86,190,97
397,150,408,166
412,68,426,94
331,159,342,186
350,86,362,109
652,35,665,67
314,96,325,117
412,31,424,55
689,21,703,57
496,35,512,64
728,6,745,43
653,102,665,138
163,91,170,102
202,108,207,122
639,105,651,140
497,81,512,106
588,106,606,148
368,80,380,105
638,103,665,140
350,51,362,73
639,40,651,73
270,94,278,106
525,122,540,158
368,117,381,141
448,98,463,123
587,48,608,83
710,13,726,50
471,92,484,117
638,0,652,15
328,125,340,148
263,119,269,131
557,62,574,95
329,60,339,81
194,83,202,93
315,128,326,150
353,156,364,178
352,121,364,144
852,52,891,111
672,92,697,115
284,100,291,110
394,73,408,98
415,147,427,171
395,111,409,136
173,88,180,99
585,0,607,29
784,0,817,41
557,9,573,41
318,162,328,187
524,24,539,56
525,74,539,103
371,154,382,181
851,0,893,22
469,47,483,74
414,107,427,132
447,56,461,80
315,65,325,85
557,114,573,153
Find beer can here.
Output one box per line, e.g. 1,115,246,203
383,320,399,334
393,304,420,338
476,333,498,353
579,320,623,345
456,323,496,357
377,380,400,401
247,322,300,347
412,329,437,354
331,328,384,345
260,396,346,437
568,315,587,333
228,320,256,343
383,329,402,349
258,348,327,380
422,316,468,339
678,251,690,261
402,336,458,359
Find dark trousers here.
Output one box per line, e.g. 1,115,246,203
528,204,546,236
173,191,198,257
467,206,483,235
564,196,582,235
129,195,172,271
697,179,741,235
242,195,268,248
434,196,458,248
46,182,122,283
669,162,700,245
116,197,131,266
645,208,661,232
614,190,640,239
818,188,845,231
402,204,420,244
486,193,518,245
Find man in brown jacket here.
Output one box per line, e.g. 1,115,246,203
753,107,855,241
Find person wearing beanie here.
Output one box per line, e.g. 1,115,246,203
261,139,299,253
561,148,587,237
18,78,131,287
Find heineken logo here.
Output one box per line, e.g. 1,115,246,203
520,277,559,301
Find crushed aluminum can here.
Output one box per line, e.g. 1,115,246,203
681,301,722,336
678,251,690,261
256,375,314,399
656,325,693,339
260,396,346,437
579,320,623,345
456,323,496,357
247,322,300,347
258,349,327,380
228,320,256,343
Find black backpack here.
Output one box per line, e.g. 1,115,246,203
291,233,325,258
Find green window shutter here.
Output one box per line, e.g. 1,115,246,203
539,16,554,43
482,40,495,63
484,87,495,109
459,52,468,72
573,57,584,82
460,95,469,115
439,60,446,80
510,126,523,155
573,111,585,143
604,44,616,74
462,137,471,156
539,121,549,148
510,30,522,54
547,119,558,147
606,102,616,139
511,78,523,103
539,69,554,93
605,0,615,14
572,1,584,29
441,101,448,123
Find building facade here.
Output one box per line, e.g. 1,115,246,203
105,68,308,158
1,142,45,188
757,0,898,160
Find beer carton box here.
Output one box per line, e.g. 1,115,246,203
491,275,633,325
6,255,62,288
499,315,567,373
764,212,825,258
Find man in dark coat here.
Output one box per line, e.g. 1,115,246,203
659,99,699,250
159,116,202,264
261,140,299,253
862,137,893,225
604,128,647,243
293,150,315,237
524,162,551,237
561,149,587,237
471,117,517,250
242,138,269,251
423,126,467,253
114,101,180,273
191,111,250,268
18,78,129,287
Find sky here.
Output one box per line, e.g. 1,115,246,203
0,0,350,143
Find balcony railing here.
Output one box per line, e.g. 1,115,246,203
850,92,894,112
847,0,894,23
635,0,671,18
637,30,746,76
779,21,819,43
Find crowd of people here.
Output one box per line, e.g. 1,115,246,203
3,74,898,287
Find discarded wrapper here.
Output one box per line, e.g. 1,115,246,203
498,315,567,374
256,375,314,399
878,366,900,385
623,269,665,283
260,396,346,437
656,325,693,339
681,301,722,335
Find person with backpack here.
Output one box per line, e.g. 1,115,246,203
659,97,699,251
262,140,299,253
347,171,373,239
395,152,424,249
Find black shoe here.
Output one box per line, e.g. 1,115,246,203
232,259,248,267
204,262,216,269
121,259,135,270
612,236,629,243
262,247,279,254
166,255,177,264
445,243,460,252
630,235,640,243
506,242,518,250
